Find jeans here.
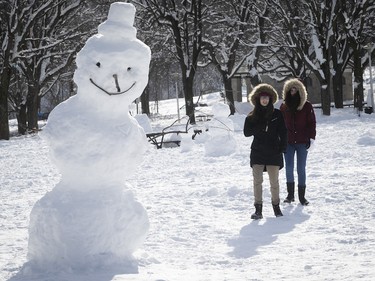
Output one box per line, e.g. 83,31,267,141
284,144,308,186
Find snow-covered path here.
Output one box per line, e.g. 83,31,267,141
1,108,375,280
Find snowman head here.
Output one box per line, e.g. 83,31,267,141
73,3,151,109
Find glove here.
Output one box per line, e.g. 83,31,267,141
306,138,315,151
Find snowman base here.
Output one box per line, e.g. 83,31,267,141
27,182,149,273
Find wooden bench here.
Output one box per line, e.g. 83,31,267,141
146,117,202,149
146,131,182,149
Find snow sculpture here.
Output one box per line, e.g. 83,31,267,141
27,3,151,273
205,103,237,156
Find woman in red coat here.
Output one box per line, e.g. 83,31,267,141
280,78,316,205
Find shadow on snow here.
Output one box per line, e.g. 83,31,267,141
7,261,139,281
227,205,310,259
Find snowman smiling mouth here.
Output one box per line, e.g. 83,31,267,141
90,74,136,96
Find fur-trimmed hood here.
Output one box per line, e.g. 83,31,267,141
248,83,278,106
282,78,308,111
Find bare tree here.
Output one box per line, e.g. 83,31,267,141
0,0,112,138
330,1,351,108
0,0,24,139
15,0,100,132
260,0,311,80
202,0,254,115
0,0,94,138
268,0,340,115
132,0,209,124
342,0,375,111
266,0,375,114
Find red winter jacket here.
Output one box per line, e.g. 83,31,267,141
280,78,316,144
280,102,316,144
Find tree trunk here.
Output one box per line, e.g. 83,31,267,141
320,85,331,116
320,61,331,116
223,77,235,115
141,85,150,116
352,48,364,111
331,43,344,108
332,70,344,108
183,76,196,124
26,84,40,131
209,56,236,115
17,104,27,135
0,69,11,140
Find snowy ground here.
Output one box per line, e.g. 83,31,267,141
1,93,375,281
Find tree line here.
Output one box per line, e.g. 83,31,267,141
1,0,374,140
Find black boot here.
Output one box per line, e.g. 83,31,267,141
272,204,283,217
251,204,263,220
283,182,295,203
298,185,309,205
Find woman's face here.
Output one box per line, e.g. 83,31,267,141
290,87,298,96
260,95,270,106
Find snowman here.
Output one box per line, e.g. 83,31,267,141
27,3,151,273
204,103,237,156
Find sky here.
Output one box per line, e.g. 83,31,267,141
1,2,375,281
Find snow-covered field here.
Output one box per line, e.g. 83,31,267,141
1,92,375,281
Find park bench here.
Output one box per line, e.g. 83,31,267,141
146,117,202,149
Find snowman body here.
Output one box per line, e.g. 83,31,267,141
27,3,151,272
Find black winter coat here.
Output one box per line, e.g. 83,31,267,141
243,109,287,169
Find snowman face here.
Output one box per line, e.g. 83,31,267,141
74,35,151,105
90,60,136,96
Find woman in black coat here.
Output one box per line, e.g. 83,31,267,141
243,84,287,219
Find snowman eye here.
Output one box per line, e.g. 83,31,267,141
96,62,101,68
127,67,132,71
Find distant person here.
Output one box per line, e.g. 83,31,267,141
280,78,316,205
244,84,287,219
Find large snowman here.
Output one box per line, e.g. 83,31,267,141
27,3,151,273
